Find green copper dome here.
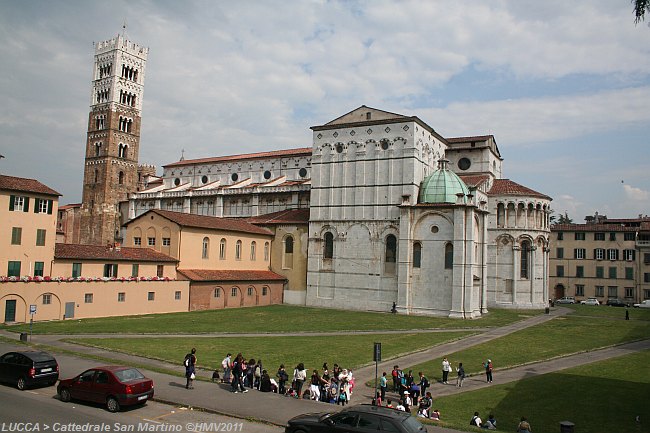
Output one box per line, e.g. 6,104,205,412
419,159,470,204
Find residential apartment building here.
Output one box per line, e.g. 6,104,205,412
1,174,60,279
550,214,650,303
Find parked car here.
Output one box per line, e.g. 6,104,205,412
633,300,650,308
555,297,576,304
606,298,628,307
0,351,59,390
57,366,154,412
580,298,600,306
285,405,427,433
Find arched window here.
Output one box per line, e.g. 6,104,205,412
385,234,397,274
219,238,226,260
202,237,209,259
413,242,422,268
283,235,294,269
521,240,530,279
94,143,101,156
235,240,242,260
264,242,270,261
324,232,334,259
250,241,256,261
118,171,124,185
94,169,99,183
444,243,454,269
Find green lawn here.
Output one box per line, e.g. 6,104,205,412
68,331,475,373
407,314,650,381
426,349,650,433
564,303,650,320
4,305,541,334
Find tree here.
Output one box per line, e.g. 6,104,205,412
552,211,574,225
633,0,650,24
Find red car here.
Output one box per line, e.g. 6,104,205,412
57,366,154,412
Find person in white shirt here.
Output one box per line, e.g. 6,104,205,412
441,357,451,384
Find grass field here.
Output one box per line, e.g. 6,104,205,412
426,349,650,433
407,312,650,380
68,331,475,373
4,305,542,334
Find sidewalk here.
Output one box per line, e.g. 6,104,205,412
3,307,647,433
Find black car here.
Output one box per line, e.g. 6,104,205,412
285,405,427,433
606,298,628,307
0,351,59,390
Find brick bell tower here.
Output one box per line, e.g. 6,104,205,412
79,34,148,245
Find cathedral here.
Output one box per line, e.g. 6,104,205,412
73,35,552,318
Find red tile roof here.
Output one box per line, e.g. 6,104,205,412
59,203,82,210
446,135,494,143
458,174,491,188
488,179,551,200
0,174,61,196
551,224,639,232
55,243,178,262
247,208,310,225
163,147,312,168
177,269,286,282
137,209,273,236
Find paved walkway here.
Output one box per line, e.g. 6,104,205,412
3,307,648,433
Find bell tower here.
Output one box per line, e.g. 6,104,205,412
79,34,148,245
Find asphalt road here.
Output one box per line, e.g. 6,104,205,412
0,341,282,433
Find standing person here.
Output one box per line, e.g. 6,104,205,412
309,370,322,400
254,359,263,390
293,363,306,398
231,353,247,393
379,371,387,401
418,372,429,400
391,365,400,392
184,348,197,389
277,364,289,395
483,359,493,383
456,362,465,387
441,357,451,384
221,353,232,384
517,417,532,433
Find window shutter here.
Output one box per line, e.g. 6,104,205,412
34,198,40,213
24,197,29,212
573,249,577,259
47,199,53,214
593,249,597,259
9,195,15,211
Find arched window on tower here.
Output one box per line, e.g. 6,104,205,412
444,243,454,269
118,171,124,185
413,242,422,268
94,142,101,157
94,169,99,183
385,234,397,275
324,232,334,259
520,240,530,279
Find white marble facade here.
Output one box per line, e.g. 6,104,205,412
126,106,551,316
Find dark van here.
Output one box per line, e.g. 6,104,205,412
0,351,59,390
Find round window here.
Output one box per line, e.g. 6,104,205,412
201,175,208,184
431,225,439,234
174,178,180,186
231,173,239,182
336,144,344,153
299,168,308,178
458,157,471,171
263,170,272,180
381,139,390,150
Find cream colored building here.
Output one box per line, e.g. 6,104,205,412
124,209,286,310
1,174,60,280
550,214,650,303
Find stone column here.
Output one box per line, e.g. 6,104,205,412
512,245,520,305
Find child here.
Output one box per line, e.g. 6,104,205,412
338,385,348,406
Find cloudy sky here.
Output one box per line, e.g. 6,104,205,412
1,0,649,220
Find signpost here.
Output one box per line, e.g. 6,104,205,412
29,304,36,341
373,342,381,399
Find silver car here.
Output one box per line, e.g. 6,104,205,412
555,297,576,304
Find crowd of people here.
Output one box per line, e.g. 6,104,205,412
213,352,356,403
185,348,530,430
